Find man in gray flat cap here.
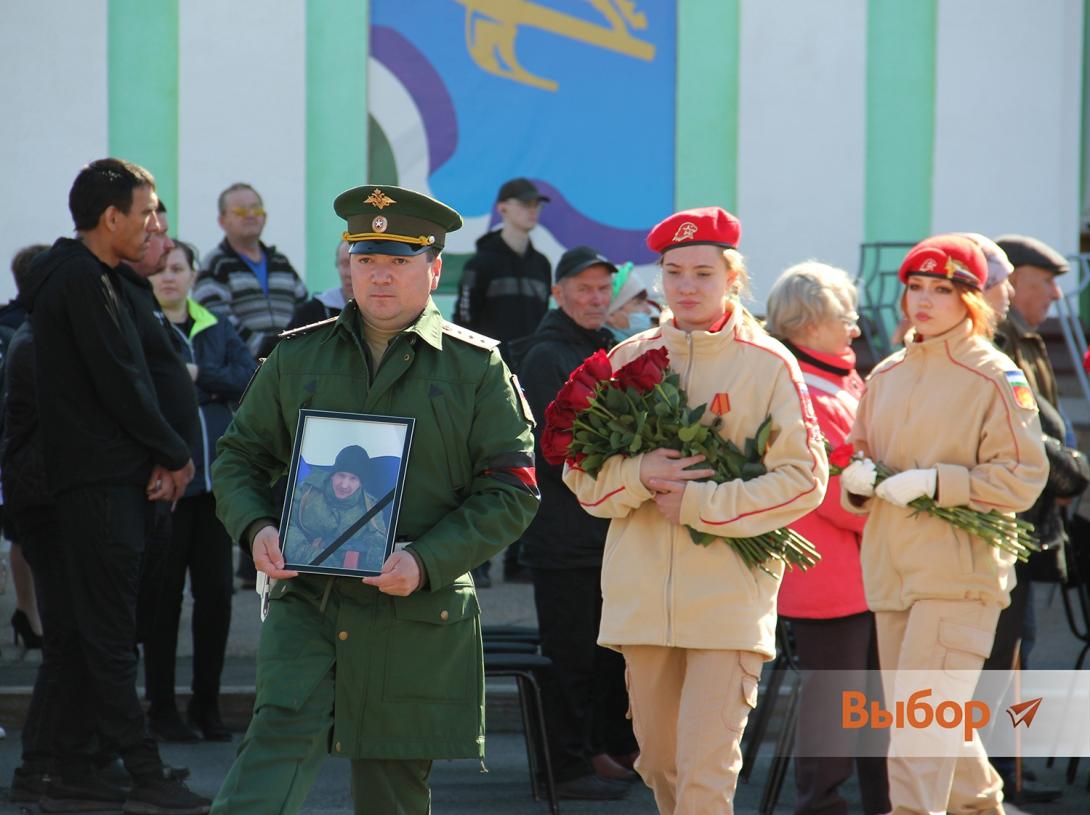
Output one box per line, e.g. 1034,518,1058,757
985,234,1086,806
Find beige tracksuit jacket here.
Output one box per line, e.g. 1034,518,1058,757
563,308,829,659
844,321,1048,612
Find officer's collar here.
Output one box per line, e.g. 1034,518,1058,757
333,299,444,351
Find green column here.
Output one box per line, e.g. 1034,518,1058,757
306,0,369,292
864,0,937,243
675,0,739,212
107,0,179,222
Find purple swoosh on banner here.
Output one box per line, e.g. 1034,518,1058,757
371,25,458,174
489,179,657,263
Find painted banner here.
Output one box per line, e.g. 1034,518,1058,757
368,0,676,275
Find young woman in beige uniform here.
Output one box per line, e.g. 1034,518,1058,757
564,207,828,814
841,234,1048,815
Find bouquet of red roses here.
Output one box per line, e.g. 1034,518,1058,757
543,347,819,573
826,443,1038,562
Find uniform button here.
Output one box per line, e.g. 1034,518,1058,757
403,353,411,361
338,631,349,641
335,741,342,752
440,610,449,621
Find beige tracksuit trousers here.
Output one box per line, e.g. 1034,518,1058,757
622,646,764,815
875,599,1005,815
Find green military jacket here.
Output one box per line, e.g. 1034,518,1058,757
213,300,538,759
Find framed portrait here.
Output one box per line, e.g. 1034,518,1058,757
279,409,414,578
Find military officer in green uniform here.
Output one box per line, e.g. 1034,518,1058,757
209,185,540,814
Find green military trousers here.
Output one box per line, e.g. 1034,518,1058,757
210,586,432,815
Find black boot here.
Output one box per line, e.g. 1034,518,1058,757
186,697,230,742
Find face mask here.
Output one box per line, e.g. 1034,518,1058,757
609,310,655,341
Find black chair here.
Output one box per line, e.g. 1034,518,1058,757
482,624,542,645
484,651,558,814
740,621,802,813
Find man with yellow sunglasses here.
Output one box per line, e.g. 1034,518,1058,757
193,182,307,361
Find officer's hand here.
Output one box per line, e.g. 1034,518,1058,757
639,449,714,492
252,525,300,580
647,478,687,523
146,465,174,502
362,550,422,596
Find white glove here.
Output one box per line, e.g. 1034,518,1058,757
841,458,878,497
875,468,937,507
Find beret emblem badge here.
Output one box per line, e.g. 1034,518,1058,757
672,222,698,242
918,258,938,272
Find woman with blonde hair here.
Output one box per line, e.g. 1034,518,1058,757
841,234,1048,815
766,261,890,815
564,207,828,814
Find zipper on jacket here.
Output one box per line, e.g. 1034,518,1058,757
170,322,214,493
665,333,696,645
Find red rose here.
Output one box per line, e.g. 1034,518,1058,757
540,424,574,466
614,347,670,392
828,443,855,472
580,349,613,383
556,349,613,411
544,399,575,431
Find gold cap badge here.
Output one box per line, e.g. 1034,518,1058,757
364,189,396,209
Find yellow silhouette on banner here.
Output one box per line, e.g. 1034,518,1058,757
455,0,656,91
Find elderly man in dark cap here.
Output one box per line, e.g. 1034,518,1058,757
209,184,539,814
508,246,637,801
984,234,1088,805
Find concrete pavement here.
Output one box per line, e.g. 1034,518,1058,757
2,553,1089,813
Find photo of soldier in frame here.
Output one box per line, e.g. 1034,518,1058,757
280,410,414,577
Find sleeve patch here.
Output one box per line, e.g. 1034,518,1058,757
1004,370,1037,410
510,374,535,426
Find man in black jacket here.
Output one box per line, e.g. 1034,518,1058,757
24,158,209,814
453,177,552,347
454,178,552,584
118,201,205,742
511,246,637,801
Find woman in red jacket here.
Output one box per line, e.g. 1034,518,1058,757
767,262,890,815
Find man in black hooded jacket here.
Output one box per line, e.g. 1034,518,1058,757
509,246,637,801
23,158,209,814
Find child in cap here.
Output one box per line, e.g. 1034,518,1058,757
841,234,1048,815
563,206,828,814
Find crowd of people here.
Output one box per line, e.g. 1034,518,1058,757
0,157,1084,815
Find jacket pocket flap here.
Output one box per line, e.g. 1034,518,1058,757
938,619,993,659
392,585,481,626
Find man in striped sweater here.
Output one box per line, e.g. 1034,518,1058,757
194,182,307,359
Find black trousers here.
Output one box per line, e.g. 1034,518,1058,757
18,508,97,775
788,612,891,815
54,484,164,779
531,567,637,782
136,500,174,644
144,492,234,709
982,563,1032,778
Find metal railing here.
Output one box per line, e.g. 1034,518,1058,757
1056,253,1090,406
852,242,915,364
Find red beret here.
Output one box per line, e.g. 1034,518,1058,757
898,234,988,290
646,207,741,256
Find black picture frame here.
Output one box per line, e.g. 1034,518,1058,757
279,409,414,578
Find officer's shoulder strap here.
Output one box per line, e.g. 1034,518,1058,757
279,315,339,341
441,320,501,351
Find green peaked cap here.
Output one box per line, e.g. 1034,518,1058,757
334,185,462,256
